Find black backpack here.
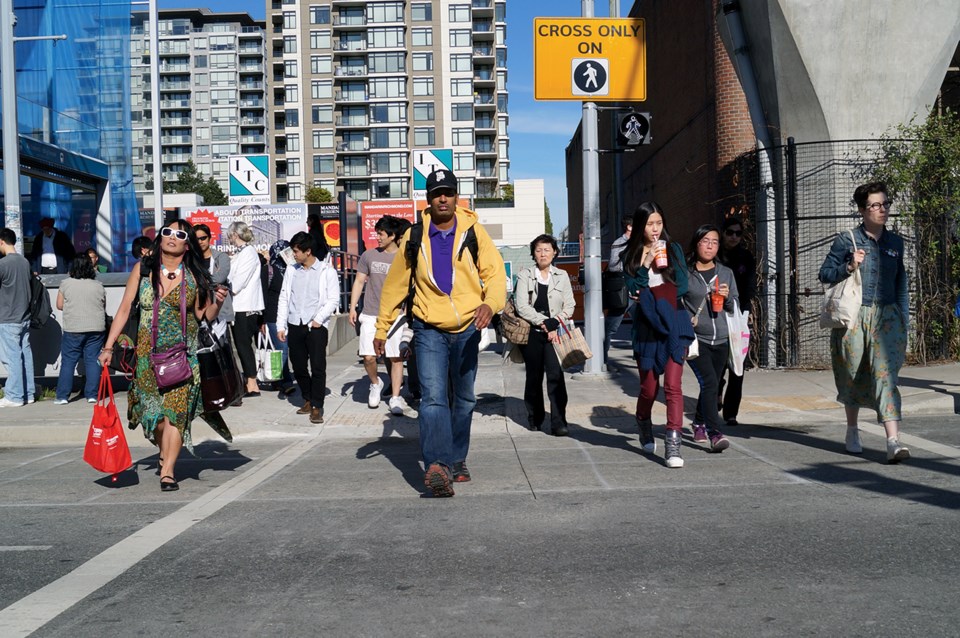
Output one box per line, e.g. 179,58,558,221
404,221,480,320
29,274,53,329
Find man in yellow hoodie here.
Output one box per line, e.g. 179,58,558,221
374,169,506,497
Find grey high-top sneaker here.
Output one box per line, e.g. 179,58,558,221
638,418,656,454
664,429,684,468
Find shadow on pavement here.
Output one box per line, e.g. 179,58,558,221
356,417,425,495
898,374,960,413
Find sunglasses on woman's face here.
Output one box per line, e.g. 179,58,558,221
725,229,743,237
160,227,189,241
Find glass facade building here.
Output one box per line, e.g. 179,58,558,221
0,0,139,270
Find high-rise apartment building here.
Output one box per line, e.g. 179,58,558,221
130,9,268,195
266,0,510,203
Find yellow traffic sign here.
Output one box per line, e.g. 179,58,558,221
534,17,646,102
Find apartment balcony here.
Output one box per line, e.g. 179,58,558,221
473,20,494,33
336,164,370,177
239,82,264,91
238,45,263,56
240,98,264,108
472,0,493,8
334,66,368,77
473,70,495,86
241,134,265,143
335,90,370,102
336,114,369,127
476,167,497,178
475,118,495,130
241,144,266,153
239,63,263,73
162,154,192,163
241,116,265,126
337,140,370,152
159,63,190,73
473,45,494,59
474,93,496,109
475,143,496,155
161,135,192,144
334,40,367,52
333,14,366,27
160,99,191,109
159,80,190,91
239,26,264,37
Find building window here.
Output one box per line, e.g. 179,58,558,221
283,36,297,54
284,60,298,78
369,52,405,73
310,30,331,49
312,105,333,124
368,27,404,48
283,11,297,29
288,183,303,201
412,52,432,71
370,127,407,149
413,102,434,121
287,158,301,177
450,53,471,72
452,128,474,146
451,103,473,121
370,102,406,124
313,129,334,148
284,85,299,103
371,152,407,174
311,79,333,99
499,139,509,159
372,178,408,199
411,27,432,47
414,127,435,147
449,29,470,47
450,78,472,97
309,5,330,24
285,108,300,127
367,1,403,23
411,2,432,21
449,4,470,22
287,134,301,152
313,154,334,174
454,152,474,171
310,55,332,74
369,77,406,99
412,77,433,96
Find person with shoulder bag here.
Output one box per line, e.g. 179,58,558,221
514,235,576,436
623,202,694,468
818,181,910,463
54,253,106,404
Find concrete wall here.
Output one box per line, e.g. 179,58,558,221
474,179,547,246
732,0,960,142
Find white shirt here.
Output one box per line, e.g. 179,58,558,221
40,234,57,269
276,258,340,331
228,244,264,313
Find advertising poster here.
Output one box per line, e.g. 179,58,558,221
359,200,417,250
182,204,309,255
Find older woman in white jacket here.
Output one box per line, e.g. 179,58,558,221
514,234,577,436
227,221,265,396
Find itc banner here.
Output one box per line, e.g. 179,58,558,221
359,200,417,250
182,204,309,254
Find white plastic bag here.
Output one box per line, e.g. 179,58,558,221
725,299,750,376
255,331,283,383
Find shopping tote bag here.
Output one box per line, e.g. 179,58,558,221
255,331,284,383
83,368,132,475
552,318,593,369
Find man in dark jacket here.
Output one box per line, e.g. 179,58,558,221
30,218,76,274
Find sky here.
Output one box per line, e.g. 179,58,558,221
162,0,627,235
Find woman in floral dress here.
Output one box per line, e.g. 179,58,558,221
99,219,228,491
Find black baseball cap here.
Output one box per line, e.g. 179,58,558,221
426,169,458,195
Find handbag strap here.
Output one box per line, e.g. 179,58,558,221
152,272,187,351
97,365,115,406
848,229,858,252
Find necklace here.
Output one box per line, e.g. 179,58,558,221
161,264,182,280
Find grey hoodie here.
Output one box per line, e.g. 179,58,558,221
683,263,739,346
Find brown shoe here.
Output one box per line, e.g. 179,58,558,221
310,406,323,424
296,401,312,415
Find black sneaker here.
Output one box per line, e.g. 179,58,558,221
453,461,471,483
424,463,455,497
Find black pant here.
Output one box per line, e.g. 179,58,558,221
518,330,567,429
231,311,260,380
718,366,743,421
689,340,728,432
287,324,328,408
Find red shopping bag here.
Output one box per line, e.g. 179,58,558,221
83,367,132,474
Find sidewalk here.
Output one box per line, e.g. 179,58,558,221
2,332,959,447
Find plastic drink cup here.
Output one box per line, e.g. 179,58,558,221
654,240,668,268
711,292,724,313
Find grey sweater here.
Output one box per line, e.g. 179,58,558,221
683,264,739,346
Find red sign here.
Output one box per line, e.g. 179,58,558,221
359,200,416,249
322,219,340,248
186,209,224,244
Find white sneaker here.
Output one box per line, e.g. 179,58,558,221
87,398,97,404
389,395,409,416
845,427,863,454
26,397,35,404
53,399,69,405
0,397,23,408
886,438,911,464
368,379,384,409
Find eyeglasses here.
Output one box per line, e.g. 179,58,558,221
698,238,719,247
866,201,892,211
724,229,743,237
160,227,189,241
194,234,210,241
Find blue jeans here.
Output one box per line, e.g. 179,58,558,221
266,322,293,385
0,320,35,403
412,319,480,469
56,331,105,401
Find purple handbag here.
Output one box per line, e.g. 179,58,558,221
150,275,193,391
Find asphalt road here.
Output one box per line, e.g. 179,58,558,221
2,414,959,637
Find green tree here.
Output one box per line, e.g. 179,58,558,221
169,159,205,194
197,177,227,206
544,198,553,235
865,110,960,361
500,183,514,200
305,186,333,203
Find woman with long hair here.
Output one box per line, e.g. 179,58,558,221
226,221,265,397
622,202,694,468
98,219,228,491
514,234,577,436
683,224,739,453
55,253,106,404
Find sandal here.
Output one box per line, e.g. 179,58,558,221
160,475,179,492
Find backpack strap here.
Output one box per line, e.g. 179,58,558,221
404,222,424,321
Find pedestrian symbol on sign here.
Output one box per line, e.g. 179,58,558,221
572,58,609,97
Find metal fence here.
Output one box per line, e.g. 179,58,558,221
734,138,918,369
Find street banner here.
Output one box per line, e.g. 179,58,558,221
183,204,309,254
359,200,417,250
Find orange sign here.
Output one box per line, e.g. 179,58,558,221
322,219,340,248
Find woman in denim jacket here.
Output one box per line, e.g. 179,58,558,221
819,181,910,463
514,234,577,436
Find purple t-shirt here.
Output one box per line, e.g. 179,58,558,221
429,219,457,296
